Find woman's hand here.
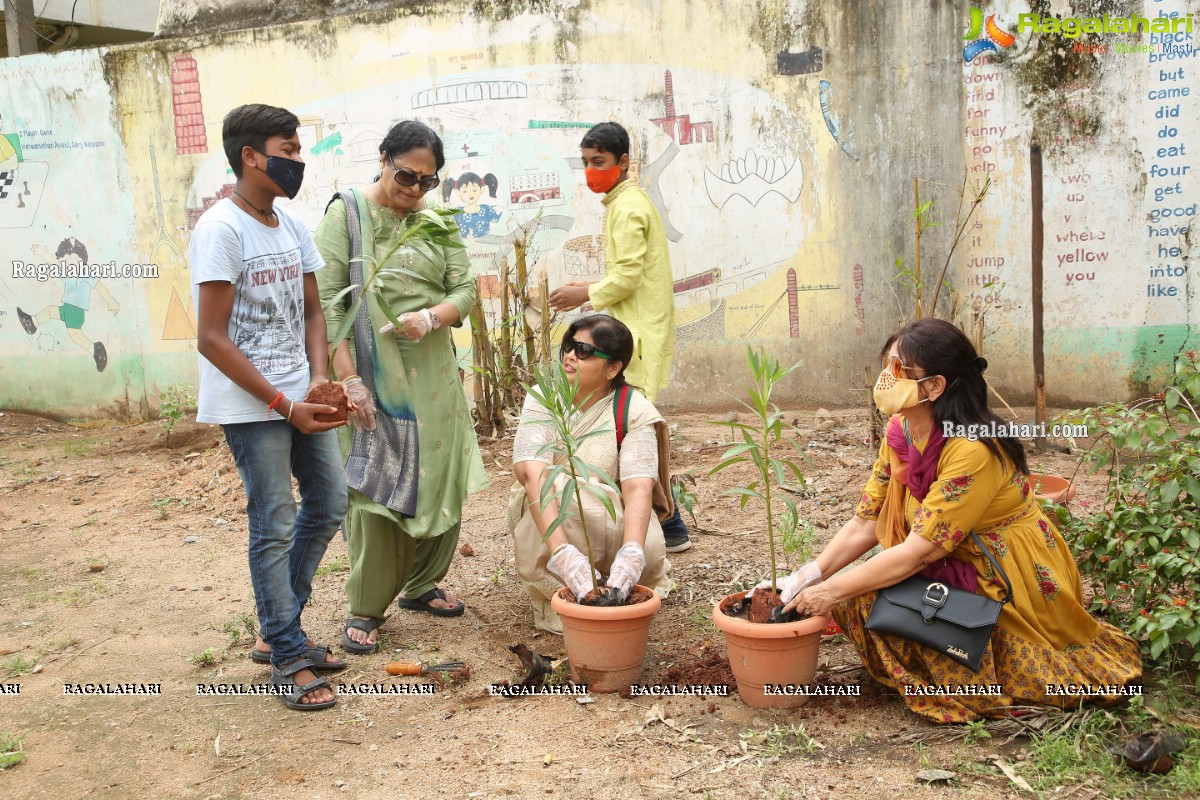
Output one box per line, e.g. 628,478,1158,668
547,543,599,600
606,542,645,597
343,377,376,431
380,309,434,341
787,583,841,618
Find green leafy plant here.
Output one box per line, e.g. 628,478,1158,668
708,346,806,595
523,362,623,597
0,732,26,770
778,506,817,571
671,473,699,525
158,384,196,439
190,647,225,667
221,614,256,646
962,719,992,746
1059,350,1200,678
323,207,464,378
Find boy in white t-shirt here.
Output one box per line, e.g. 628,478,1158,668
190,104,350,711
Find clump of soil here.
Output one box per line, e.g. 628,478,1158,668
304,381,349,422
662,647,734,688
748,588,784,623
562,586,654,606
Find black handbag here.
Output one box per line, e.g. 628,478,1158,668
864,531,1012,672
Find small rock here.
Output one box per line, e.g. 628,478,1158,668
203,586,213,591
723,412,739,423
334,779,346,788
915,769,956,783
480,449,497,466
815,408,832,418
368,744,378,752
30,664,44,674
89,563,105,573
459,543,475,557
183,536,199,544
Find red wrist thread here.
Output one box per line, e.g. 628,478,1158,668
268,392,285,412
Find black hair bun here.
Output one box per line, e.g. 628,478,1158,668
974,356,988,373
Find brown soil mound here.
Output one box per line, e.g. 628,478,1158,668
304,381,349,422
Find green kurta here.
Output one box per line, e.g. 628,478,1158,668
587,180,675,402
315,191,488,540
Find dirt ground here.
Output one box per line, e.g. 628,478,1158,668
0,405,1122,799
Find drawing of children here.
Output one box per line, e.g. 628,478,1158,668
16,237,119,372
441,171,502,239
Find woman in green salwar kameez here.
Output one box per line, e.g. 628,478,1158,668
315,121,488,654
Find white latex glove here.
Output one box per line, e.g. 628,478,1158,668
749,560,823,604
605,542,645,597
547,543,600,600
343,377,376,432
380,308,434,342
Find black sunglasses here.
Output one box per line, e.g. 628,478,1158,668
560,339,612,361
390,161,440,192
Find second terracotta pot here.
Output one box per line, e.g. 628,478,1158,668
712,590,828,709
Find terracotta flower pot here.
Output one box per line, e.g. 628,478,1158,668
1029,472,1076,505
712,590,828,709
550,585,661,693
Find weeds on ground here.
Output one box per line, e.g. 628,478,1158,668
220,614,256,646
314,556,349,579
2,655,35,678
688,607,716,637
742,723,821,757
0,733,26,769
158,384,196,439
190,647,226,667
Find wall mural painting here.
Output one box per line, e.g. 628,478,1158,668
175,64,819,356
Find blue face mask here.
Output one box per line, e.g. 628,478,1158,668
257,153,305,199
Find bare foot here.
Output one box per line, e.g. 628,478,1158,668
253,636,344,666
344,617,378,648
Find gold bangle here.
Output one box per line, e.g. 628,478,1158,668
286,400,295,423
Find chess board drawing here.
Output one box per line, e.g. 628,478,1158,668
0,160,47,228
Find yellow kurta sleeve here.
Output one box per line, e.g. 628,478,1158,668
588,202,648,311
854,437,892,520
911,439,1009,553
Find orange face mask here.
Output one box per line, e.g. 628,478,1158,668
585,165,622,194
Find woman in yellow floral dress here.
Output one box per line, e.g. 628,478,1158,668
782,319,1141,722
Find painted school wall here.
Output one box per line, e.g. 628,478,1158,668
0,0,1196,419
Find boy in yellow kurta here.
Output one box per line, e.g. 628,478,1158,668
550,121,688,550
549,122,674,401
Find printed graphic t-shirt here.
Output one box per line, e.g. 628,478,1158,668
189,198,324,424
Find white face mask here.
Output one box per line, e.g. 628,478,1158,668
873,368,935,415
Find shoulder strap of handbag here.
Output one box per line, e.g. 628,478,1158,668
968,530,1013,604
612,384,633,450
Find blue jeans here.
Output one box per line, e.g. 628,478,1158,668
222,421,348,666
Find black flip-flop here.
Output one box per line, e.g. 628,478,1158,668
395,587,465,617
342,617,380,655
250,645,348,671
270,658,337,711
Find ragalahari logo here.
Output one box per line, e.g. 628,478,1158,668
963,7,1016,62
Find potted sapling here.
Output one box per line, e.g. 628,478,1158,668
524,362,661,693
708,345,829,708
308,207,464,419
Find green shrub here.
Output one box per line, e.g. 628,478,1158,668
1059,350,1200,678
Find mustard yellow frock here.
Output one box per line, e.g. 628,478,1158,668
835,430,1142,722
